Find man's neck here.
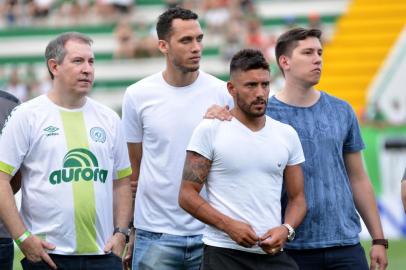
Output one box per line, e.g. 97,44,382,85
231,109,266,132
276,80,320,107
163,65,199,87
47,88,86,109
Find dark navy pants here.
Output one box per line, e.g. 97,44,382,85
21,253,122,270
0,238,14,270
201,245,298,270
286,243,369,270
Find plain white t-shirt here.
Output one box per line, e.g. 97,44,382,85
187,117,305,253
122,71,233,235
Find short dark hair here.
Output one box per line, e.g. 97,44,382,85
45,32,93,80
275,27,322,73
230,49,269,77
156,7,198,41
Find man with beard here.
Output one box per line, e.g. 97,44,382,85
122,7,233,270
0,32,132,270
205,28,389,270
178,49,306,270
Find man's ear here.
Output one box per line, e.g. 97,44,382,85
158,39,168,54
227,81,236,97
48,59,58,78
279,55,289,71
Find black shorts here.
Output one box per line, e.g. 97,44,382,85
201,245,299,270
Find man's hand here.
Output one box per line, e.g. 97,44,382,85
104,233,126,258
258,226,289,254
204,105,232,121
123,229,135,270
223,219,258,248
20,235,57,269
369,245,388,270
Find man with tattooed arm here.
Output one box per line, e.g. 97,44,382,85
179,49,307,270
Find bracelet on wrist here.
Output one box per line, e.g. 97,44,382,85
128,220,134,229
15,231,31,246
128,221,136,233
372,238,389,249
113,227,130,243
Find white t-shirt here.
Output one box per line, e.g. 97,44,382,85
0,95,132,255
187,117,305,253
122,71,233,236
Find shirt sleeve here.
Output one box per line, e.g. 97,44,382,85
286,126,305,166
112,118,132,180
0,105,30,176
186,119,215,161
122,89,143,143
343,105,365,152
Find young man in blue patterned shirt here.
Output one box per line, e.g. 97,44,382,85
266,27,388,270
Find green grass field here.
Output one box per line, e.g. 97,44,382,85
12,240,406,270
362,240,406,270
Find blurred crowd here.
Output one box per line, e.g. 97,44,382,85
0,65,51,102
1,0,330,109
0,0,134,27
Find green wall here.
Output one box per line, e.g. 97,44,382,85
361,124,406,195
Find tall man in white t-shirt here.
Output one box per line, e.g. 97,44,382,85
122,7,233,270
179,49,307,270
0,32,133,270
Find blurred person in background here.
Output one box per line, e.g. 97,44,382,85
27,0,55,22
113,20,137,59
23,64,40,99
220,17,244,61
94,0,133,22
122,7,233,270
5,68,29,102
202,0,230,35
113,20,160,59
0,32,132,270
245,18,267,52
57,0,92,26
3,0,20,26
165,0,183,8
0,90,20,270
0,68,7,87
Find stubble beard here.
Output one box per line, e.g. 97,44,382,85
236,93,267,118
173,58,199,73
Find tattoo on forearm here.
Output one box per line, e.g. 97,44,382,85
182,152,211,184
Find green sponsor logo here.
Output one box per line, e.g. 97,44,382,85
49,148,108,185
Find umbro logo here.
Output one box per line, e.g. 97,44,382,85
277,163,282,168
44,126,59,137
